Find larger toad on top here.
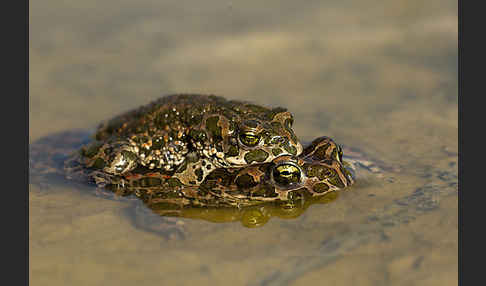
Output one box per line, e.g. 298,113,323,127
79,94,303,185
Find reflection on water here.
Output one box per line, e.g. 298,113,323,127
30,0,457,285
141,191,339,229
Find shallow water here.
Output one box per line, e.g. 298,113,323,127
29,1,458,285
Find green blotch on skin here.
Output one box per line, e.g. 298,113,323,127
244,149,269,164
306,165,332,180
328,174,345,188
206,116,222,142
91,158,106,169
235,174,258,189
313,182,330,193
272,148,283,156
226,145,239,157
313,144,330,160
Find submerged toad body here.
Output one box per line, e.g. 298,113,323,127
30,132,359,235
80,94,303,185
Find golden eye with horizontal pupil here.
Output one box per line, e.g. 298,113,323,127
273,164,302,186
239,132,261,147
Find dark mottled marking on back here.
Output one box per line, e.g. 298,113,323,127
272,148,283,156
244,149,270,164
235,174,258,189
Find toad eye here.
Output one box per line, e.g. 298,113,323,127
239,132,261,147
273,164,302,186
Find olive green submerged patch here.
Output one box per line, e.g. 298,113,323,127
313,182,330,193
244,149,269,164
149,202,182,211
241,209,269,228
235,174,258,189
139,177,162,187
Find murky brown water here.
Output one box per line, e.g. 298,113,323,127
29,1,457,285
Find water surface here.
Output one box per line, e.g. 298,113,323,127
30,1,458,285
